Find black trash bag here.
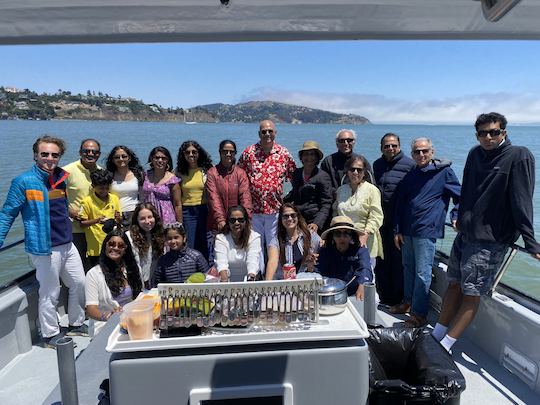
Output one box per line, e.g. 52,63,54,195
367,327,466,404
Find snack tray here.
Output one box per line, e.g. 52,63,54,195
105,299,368,353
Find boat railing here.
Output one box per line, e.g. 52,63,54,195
0,237,35,292
0,230,536,300
0,238,25,253
443,223,531,296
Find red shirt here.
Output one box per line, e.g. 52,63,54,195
238,142,296,214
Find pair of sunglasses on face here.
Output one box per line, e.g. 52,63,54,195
477,128,505,138
228,217,246,224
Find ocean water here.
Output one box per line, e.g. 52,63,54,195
1,120,539,299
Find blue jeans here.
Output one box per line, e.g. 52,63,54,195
401,236,436,318
182,204,209,260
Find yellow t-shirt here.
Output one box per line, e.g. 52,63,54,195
80,193,121,257
180,168,206,206
62,160,101,233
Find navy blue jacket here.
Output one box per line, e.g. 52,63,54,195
315,245,372,296
458,139,540,254
394,159,461,239
153,247,209,286
373,151,415,224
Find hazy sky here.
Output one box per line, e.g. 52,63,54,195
2,40,540,124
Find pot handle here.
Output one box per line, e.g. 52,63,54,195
345,275,357,288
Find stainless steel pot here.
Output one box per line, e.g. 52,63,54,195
318,277,355,316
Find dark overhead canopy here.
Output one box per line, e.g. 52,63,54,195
0,0,538,45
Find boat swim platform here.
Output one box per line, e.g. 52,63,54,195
0,307,539,404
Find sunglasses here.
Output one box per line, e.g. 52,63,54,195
282,213,298,220
477,128,505,138
164,222,185,231
152,155,168,161
39,152,61,159
220,150,236,155
184,150,198,155
337,138,354,144
383,144,399,149
260,129,274,135
348,167,364,173
81,149,100,155
114,154,129,160
413,148,431,155
107,241,126,249
334,230,353,238
228,217,246,224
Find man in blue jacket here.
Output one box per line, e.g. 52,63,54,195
373,133,415,305
391,138,461,327
0,136,86,348
433,112,540,352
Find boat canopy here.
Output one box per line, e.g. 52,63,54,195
0,0,539,45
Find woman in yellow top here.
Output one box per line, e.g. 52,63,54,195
333,155,384,273
176,140,213,259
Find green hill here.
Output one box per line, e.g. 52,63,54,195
0,87,370,124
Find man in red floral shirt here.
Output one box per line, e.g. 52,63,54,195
238,120,296,268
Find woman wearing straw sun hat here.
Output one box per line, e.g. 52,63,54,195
284,140,333,234
315,216,372,300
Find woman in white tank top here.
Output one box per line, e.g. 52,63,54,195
106,145,145,230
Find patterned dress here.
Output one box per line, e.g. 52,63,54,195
142,170,181,224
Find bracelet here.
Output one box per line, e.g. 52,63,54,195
100,312,110,321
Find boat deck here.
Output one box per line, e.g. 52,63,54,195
1,308,539,405
378,308,540,405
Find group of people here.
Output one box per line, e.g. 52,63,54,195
0,112,538,353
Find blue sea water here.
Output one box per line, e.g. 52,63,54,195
0,120,539,298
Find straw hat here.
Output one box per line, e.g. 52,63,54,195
298,140,324,161
320,216,361,239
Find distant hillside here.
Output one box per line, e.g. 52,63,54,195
0,87,214,122
0,87,370,124
199,101,370,124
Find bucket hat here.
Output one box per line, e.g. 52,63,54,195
298,140,324,161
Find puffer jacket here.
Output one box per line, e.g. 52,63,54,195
0,164,69,255
373,151,415,224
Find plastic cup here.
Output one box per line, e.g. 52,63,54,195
123,300,154,340
142,293,162,329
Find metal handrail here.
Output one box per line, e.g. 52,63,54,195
443,223,529,294
0,238,34,292
0,238,25,253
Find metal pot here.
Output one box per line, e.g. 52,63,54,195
318,277,355,316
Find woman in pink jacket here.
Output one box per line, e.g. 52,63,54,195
206,140,253,266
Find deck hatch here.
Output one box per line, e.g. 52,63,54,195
501,344,538,387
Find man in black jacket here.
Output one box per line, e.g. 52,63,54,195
433,112,540,352
373,133,415,305
320,129,374,190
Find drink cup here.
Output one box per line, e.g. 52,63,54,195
123,300,154,340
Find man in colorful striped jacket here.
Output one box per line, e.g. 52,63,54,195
0,135,86,348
